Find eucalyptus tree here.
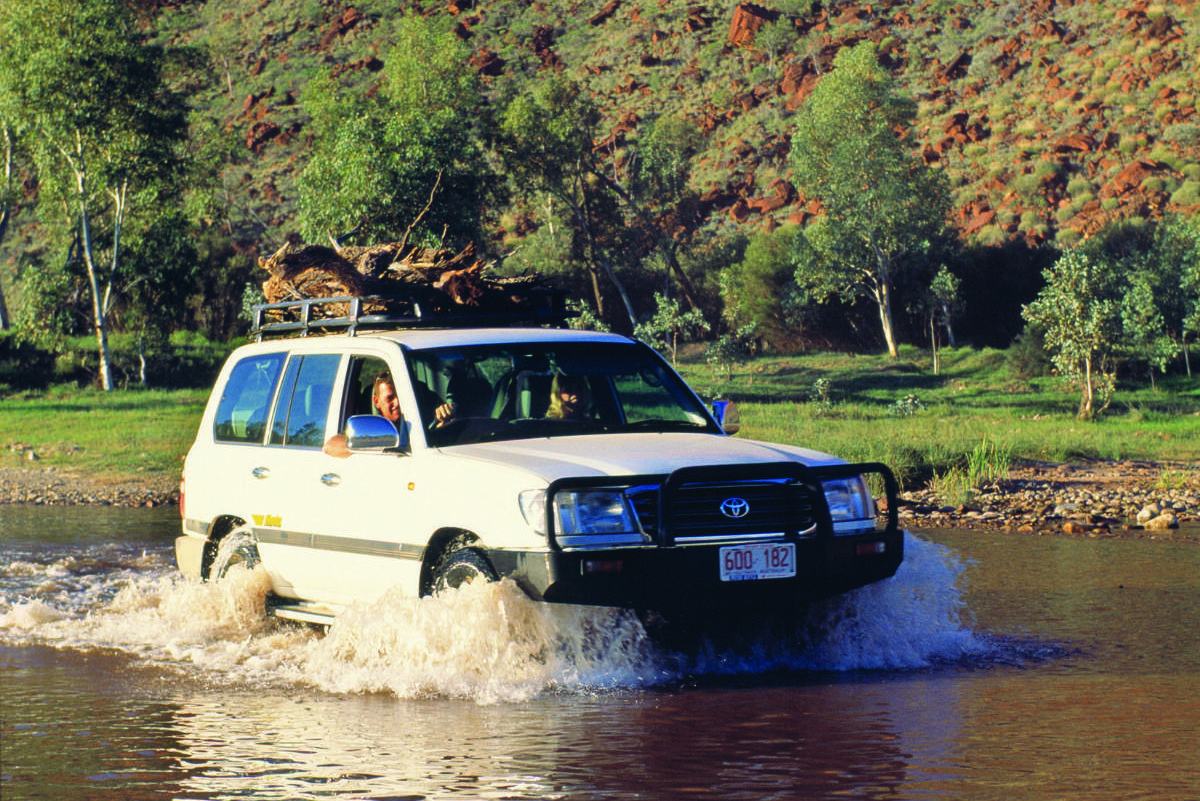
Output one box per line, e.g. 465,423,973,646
497,74,637,330
1023,250,1124,420
789,42,951,357
297,12,497,248
0,0,189,389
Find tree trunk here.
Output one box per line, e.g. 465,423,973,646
72,164,116,391
872,249,899,358
0,126,11,329
930,316,940,375
877,281,899,358
1079,355,1094,420
941,300,957,347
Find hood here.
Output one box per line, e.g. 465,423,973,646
445,432,844,484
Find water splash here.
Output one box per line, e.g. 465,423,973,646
2,532,987,701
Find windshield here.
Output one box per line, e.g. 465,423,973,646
406,341,717,447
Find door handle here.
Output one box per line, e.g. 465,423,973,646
252,467,271,480
321,473,342,487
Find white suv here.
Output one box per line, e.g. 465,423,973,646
176,299,903,626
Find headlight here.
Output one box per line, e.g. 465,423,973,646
555,490,638,535
520,488,643,546
822,476,876,534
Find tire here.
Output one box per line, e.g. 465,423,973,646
207,525,261,580
432,547,498,595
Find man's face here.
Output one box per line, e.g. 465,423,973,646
373,381,401,422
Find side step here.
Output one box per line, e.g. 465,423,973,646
266,596,339,627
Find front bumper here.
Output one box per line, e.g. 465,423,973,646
488,527,904,613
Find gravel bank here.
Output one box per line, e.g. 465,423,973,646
0,467,180,507
898,459,1200,541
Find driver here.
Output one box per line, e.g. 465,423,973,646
322,370,408,457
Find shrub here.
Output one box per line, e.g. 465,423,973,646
1163,123,1200,146
887,394,925,417
1067,177,1093,197
1170,181,1200,207
1056,228,1082,247
1006,325,1053,379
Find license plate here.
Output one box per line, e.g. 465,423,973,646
719,543,796,582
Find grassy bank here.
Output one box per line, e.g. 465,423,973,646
2,346,1197,488
1,388,208,481
680,346,1200,489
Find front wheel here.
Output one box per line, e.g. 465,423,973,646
432,547,498,595
207,525,261,580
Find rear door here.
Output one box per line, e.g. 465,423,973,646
256,351,424,606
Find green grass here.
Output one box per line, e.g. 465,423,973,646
0,388,207,481
681,346,1200,490
3,346,1198,491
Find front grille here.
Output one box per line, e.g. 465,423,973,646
628,479,818,544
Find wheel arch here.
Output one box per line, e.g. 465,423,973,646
420,527,482,597
201,515,249,579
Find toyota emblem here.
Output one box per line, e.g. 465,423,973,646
719,497,750,519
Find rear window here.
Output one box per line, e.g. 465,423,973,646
213,353,286,443
268,354,342,448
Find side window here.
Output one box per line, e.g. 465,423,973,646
267,354,342,448
213,353,285,444
341,356,393,425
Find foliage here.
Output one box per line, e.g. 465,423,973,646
704,324,756,381
632,114,704,204
789,42,952,358
0,0,190,389
1077,216,1200,381
886,393,925,417
297,13,497,248
633,292,708,366
1022,249,1122,419
497,74,637,329
719,225,805,348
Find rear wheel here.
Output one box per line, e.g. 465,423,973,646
432,547,498,594
207,525,261,580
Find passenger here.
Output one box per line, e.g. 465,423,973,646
546,374,591,420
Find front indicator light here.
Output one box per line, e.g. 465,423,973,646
583,559,625,574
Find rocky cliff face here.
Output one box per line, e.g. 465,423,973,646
145,0,1200,248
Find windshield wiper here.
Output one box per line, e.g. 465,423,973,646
619,419,707,432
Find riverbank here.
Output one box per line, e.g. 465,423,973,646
899,458,1200,541
2,459,1197,541
0,467,180,508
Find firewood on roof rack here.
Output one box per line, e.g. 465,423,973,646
253,239,572,338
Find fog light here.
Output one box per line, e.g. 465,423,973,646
856,541,886,555
583,559,624,574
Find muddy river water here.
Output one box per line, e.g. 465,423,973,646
1,505,1197,800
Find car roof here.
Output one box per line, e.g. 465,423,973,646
235,327,635,354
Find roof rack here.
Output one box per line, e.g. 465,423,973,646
250,291,577,341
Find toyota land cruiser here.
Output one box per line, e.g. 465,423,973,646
175,296,904,626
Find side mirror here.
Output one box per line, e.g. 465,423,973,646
711,399,741,435
344,415,407,451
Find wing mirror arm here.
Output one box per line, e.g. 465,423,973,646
711,399,740,435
